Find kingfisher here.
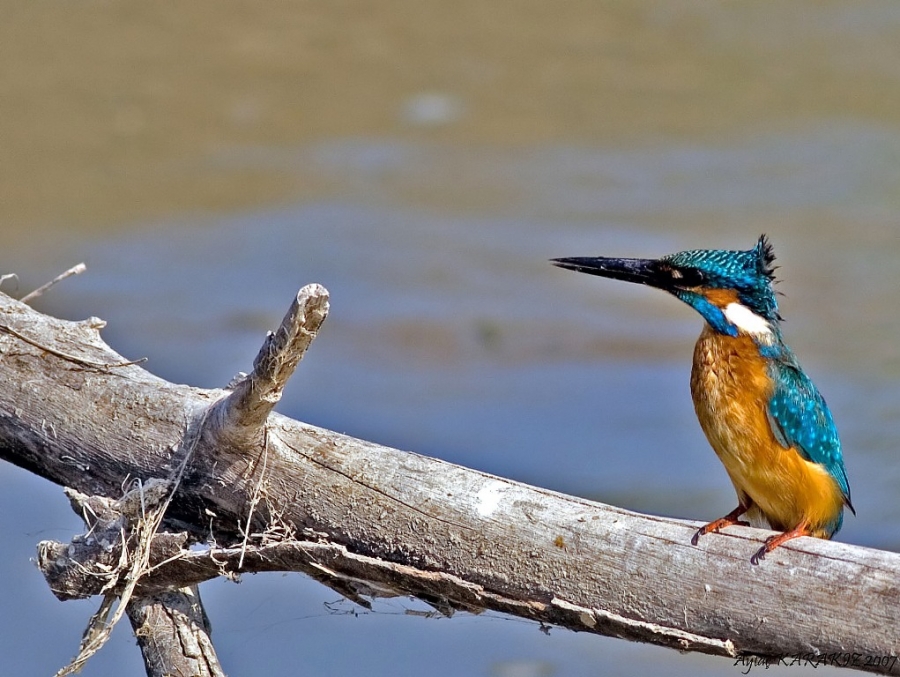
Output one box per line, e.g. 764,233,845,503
551,235,853,564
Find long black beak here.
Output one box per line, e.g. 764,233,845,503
550,256,666,289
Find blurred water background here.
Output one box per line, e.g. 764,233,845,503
3,3,900,675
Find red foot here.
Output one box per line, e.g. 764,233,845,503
691,505,750,546
750,524,811,565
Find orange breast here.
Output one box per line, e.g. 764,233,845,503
690,325,844,538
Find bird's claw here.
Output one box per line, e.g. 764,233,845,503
749,525,810,565
691,517,751,546
750,546,767,566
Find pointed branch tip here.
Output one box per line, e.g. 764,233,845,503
212,283,330,443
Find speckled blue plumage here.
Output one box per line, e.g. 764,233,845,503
766,344,853,524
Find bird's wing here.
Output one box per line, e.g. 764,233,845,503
766,354,853,509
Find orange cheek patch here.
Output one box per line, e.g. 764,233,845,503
703,288,740,308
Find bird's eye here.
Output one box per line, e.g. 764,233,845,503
672,268,706,287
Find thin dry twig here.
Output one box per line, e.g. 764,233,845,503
20,263,86,304
238,428,270,571
0,322,146,370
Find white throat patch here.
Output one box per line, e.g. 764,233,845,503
723,302,773,339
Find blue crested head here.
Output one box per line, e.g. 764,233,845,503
660,235,780,324
552,235,781,339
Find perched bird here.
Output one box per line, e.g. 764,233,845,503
551,235,853,564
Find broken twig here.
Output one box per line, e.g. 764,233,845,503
21,263,86,304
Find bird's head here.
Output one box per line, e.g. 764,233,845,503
552,235,781,339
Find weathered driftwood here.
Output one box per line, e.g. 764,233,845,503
1,287,898,675
127,586,224,677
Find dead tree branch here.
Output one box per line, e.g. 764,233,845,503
127,587,224,677
0,288,898,675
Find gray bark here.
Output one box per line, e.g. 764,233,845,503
127,587,224,677
1,287,898,675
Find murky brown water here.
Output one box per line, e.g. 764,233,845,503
5,2,900,237
3,3,900,676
